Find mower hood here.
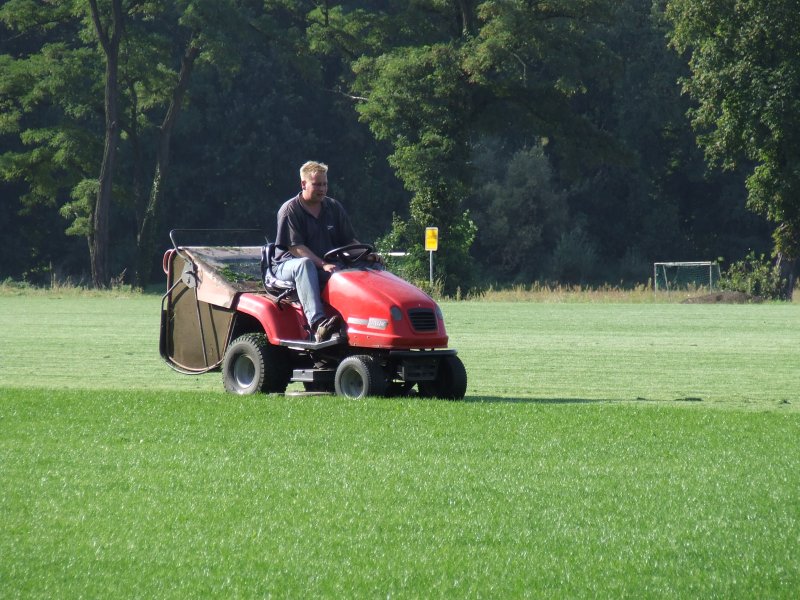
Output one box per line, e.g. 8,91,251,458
323,267,449,349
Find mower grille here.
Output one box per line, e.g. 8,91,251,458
408,308,437,332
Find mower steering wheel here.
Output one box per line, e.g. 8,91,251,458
323,243,375,265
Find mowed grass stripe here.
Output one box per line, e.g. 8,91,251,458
1,295,799,407
449,303,799,405
1,389,798,597
0,294,213,393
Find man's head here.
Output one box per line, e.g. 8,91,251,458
300,161,329,203
300,161,328,181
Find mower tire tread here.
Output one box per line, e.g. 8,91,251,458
334,355,387,399
222,333,291,395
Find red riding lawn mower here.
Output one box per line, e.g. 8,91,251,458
160,230,467,399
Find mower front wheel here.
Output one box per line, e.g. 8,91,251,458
335,355,387,399
222,333,290,395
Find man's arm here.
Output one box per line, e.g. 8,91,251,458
340,238,384,264
288,244,338,273
291,239,382,270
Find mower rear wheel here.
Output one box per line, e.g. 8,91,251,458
222,333,290,394
418,355,467,400
334,355,387,399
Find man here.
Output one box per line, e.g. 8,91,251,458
273,161,359,342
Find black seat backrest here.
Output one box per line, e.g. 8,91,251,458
260,243,296,300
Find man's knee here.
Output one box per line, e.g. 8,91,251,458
292,257,319,286
295,257,315,274
277,257,312,280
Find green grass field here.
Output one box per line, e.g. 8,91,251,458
1,291,798,597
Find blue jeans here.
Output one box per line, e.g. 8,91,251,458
273,257,325,327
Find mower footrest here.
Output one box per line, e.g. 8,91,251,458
292,368,335,383
279,334,345,350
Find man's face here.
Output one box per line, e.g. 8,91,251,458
301,171,328,202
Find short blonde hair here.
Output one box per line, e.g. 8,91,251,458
300,161,328,181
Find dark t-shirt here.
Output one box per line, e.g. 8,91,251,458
275,194,356,262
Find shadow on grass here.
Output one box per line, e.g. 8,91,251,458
463,396,703,404
464,396,611,404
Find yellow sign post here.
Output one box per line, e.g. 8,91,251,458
425,227,439,252
425,227,438,285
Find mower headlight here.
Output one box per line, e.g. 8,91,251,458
390,305,403,321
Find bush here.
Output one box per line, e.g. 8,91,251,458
548,226,598,284
719,252,786,300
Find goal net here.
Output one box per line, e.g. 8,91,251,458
653,262,721,296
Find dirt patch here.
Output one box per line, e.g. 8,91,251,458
682,291,762,304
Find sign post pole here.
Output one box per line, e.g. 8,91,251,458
425,227,439,287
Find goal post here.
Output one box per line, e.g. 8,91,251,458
653,261,721,296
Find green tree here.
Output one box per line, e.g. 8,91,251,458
667,0,800,294
468,143,568,282
1,0,254,287
354,42,477,291
0,1,103,282
347,0,617,291
88,0,123,287
2,0,777,292
162,0,408,251
127,0,250,287
563,0,755,283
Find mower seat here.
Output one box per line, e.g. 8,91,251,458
261,243,297,303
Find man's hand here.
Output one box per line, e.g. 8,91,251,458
322,262,337,273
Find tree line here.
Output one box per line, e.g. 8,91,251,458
1,1,797,294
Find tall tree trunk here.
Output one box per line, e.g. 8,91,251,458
777,252,796,300
774,222,798,300
456,0,475,36
89,0,123,288
126,80,147,234
134,43,200,289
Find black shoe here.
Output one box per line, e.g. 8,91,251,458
313,315,341,342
